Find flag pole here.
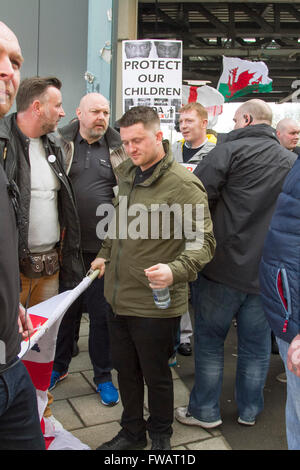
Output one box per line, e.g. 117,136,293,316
87,269,100,282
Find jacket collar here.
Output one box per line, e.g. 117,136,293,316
116,140,172,186
58,118,123,150
0,112,60,149
0,112,16,140
217,124,279,145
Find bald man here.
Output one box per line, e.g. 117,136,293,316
276,117,300,155
176,99,297,430
51,94,127,406
0,22,23,118
0,22,46,450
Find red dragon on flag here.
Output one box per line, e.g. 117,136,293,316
227,67,263,100
218,57,272,102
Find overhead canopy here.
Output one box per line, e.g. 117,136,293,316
138,1,300,102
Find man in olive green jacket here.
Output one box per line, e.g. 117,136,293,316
91,106,215,451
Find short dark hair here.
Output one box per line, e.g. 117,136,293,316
117,106,160,130
16,76,62,112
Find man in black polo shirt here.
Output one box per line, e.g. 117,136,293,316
50,93,127,406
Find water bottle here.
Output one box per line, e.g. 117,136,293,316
152,287,171,309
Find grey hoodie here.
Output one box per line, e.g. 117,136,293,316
172,139,216,164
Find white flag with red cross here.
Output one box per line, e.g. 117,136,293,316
19,274,98,450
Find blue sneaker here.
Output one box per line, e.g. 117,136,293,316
97,381,119,406
168,354,177,367
49,370,68,391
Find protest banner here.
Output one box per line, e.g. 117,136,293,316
122,39,182,124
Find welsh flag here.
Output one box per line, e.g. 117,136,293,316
217,56,273,102
18,271,99,450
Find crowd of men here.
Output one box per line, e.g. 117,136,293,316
1,21,300,451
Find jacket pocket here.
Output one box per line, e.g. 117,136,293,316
99,159,115,183
276,267,292,333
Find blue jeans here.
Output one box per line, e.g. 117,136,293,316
188,275,271,423
0,360,45,450
276,337,300,450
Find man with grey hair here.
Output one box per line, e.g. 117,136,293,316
276,117,300,155
50,93,127,407
176,98,296,430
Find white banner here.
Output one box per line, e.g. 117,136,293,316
19,275,96,450
122,39,182,124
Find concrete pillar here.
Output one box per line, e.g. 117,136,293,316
87,0,138,124
114,0,138,121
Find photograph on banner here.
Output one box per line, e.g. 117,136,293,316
122,39,182,124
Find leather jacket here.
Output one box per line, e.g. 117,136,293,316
0,113,85,288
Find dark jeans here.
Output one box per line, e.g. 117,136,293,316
107,310,180,441
54,253,112,385
0,360,45,450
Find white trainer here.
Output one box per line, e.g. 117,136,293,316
175,406,222,429
237,417,255,426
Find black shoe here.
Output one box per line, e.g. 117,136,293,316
178,343,192,356
96,432,147,450
151,437,171,450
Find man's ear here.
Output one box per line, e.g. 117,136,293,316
156,130,163,143
76,107,81,120
32,99,41,116
243,114,249,124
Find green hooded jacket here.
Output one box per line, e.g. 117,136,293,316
97,141,215,318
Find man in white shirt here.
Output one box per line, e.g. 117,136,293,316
1,76,84,308
0,76,85,417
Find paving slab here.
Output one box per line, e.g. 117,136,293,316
51,372,94,400
187,436,231,450
72,422,122,450
50,399,83,431
69,393,123,427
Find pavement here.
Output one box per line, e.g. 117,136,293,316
50,313,288,451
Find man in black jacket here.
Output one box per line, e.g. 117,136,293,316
1,76,85,418
1,77,84,306
176,99,296,429
50,93,127,406
0,21,45,450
